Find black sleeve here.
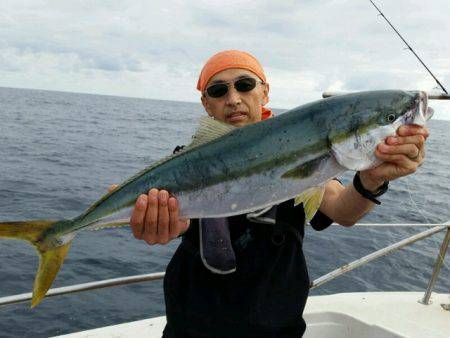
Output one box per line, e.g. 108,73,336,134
310,210,333,231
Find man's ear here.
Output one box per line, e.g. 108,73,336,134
261,83,270,105
201,95,214,117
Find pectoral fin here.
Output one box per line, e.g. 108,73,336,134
282,155,329,179
294,186,325,223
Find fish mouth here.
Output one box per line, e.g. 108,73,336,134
405,91,433,126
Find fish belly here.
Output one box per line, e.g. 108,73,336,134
84,206,134,230
177,154,346,218
81,154,346,230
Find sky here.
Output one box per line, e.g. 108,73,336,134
1,0,449,120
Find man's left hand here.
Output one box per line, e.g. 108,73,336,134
359,125,430,191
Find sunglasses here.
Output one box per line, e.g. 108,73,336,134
205,77,264,98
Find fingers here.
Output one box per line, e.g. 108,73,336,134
111,183,189,243
383,132,426,163
157,190,170,244
168,199,190,238
143,189,159,244
168,197,181,240
368,125,430,183
386,134,425,148
374,149,418,176
397,125,429,139
133,189,186,245
108,184,119,193
130,194,147,239
180,219,190,233
378,143,420,160
375,150,410,164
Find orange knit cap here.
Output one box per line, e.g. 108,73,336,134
197,50,272,120
196,50,267,91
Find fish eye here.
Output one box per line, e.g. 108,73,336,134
386,113,397,123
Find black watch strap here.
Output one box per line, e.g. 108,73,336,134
353,172,389,205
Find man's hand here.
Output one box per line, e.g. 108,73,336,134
319,124,429,226
108,185,190,245
359,125,429,190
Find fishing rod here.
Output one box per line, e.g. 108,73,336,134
368,0,448,95
324,2,450,100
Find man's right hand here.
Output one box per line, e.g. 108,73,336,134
108,185,190,245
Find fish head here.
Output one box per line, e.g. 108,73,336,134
330,90,433,171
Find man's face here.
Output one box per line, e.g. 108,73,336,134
201,68,269,127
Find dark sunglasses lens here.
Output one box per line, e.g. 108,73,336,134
207,84,228,98
235,78,257,92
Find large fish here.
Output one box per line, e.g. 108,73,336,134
0,90,433,307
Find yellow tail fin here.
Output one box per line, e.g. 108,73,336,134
0,220,73,307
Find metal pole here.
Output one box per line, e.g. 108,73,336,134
420,228,450,305
345,223,448,227
311,226,446,289
322,91,450,100
0,272,165,307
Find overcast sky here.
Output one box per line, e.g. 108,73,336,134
1,0,449,119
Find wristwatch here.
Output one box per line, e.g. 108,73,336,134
353,171,389,205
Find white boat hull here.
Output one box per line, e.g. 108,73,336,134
53,292,450,338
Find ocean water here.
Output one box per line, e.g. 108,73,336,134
0,87,449,337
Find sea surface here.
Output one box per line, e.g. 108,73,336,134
0,87,449,337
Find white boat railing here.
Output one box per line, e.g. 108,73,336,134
0,222,449,308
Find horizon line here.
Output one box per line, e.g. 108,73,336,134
1,85,449,121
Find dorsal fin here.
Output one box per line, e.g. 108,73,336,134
188,116,236,148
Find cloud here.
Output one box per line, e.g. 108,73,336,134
1,0,449,119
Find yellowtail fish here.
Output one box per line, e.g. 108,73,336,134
0,90,433,307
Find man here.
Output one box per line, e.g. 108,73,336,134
122,50,429,337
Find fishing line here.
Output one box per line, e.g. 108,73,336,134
369,0,449,271
368,0,448,94
404,177,430,224
404,176,448,269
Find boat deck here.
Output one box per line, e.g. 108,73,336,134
53,292,450,338
304,292,450,338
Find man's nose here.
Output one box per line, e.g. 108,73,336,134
225,86,242,106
